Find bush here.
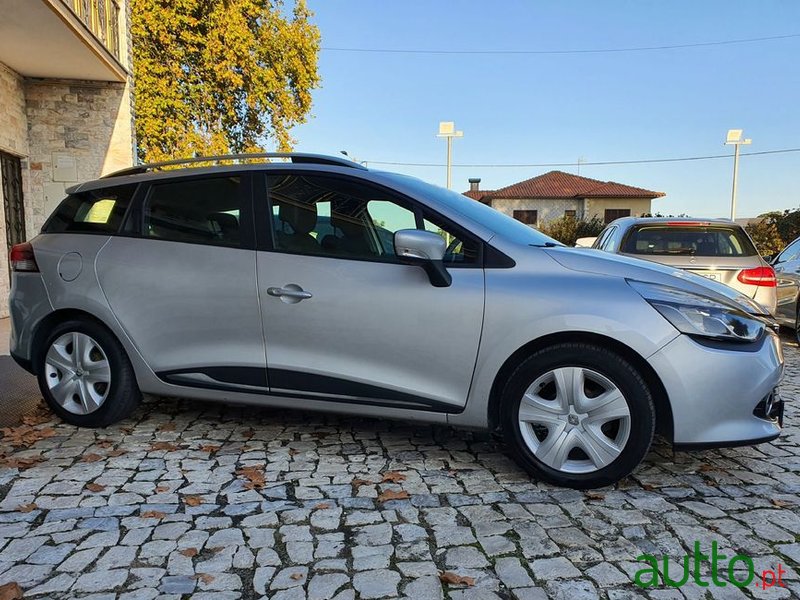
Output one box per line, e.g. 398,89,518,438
745,219,784,257
540,216,606,246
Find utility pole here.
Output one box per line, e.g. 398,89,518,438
724,130,751,221
437,122,463,189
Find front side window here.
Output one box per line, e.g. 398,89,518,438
143,176,243,247
266,174,479,265
43,184,137,234
775,238,800,264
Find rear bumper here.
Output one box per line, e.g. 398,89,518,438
9,272,53,369
649,330,784,447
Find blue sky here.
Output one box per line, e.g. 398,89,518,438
292,1,800,218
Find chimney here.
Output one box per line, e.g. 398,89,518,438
468,177,481,192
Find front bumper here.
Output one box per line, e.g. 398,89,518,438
649,330,784,447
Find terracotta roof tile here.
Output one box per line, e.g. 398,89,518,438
462,189,493,203
476,170,664,200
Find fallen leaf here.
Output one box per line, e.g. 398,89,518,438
158,423,176,432
155,485,170,493
439,571,475,587
242,429,255,439
381,471,407,483
0,581,23,599
236,465,266,490
151,441,179,452
288,448,300,456
351,478,371,488
200,445,221,453
641,483,657,491
21,412,51,426
95,440,113,449
315,502,331,510
289,573,304,581
106,449,127,457
180,547,198,557
81,453,104,463
184,496,203,507
585,492,605,501
195,573,215,584
141,510,166,519
0,455,43,469
772,499,791,508
119,427,134,435
0,424,57,447
377,489,410,503
85,483,106,493
17,503,38,513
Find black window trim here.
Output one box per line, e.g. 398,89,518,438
121,171,257,251
258,170,488,269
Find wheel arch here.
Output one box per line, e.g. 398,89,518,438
486,331,674,442
30,308,123,376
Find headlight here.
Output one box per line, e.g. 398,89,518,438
628,280,765,343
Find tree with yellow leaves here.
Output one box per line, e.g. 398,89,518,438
131,0,320,162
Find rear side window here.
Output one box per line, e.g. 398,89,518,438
622,225,757,257
143,176,243,247
42,185,136,234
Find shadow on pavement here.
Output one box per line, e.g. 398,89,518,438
0,355,42,427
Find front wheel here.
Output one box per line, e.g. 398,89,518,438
37,319,141,427
500,343,655,489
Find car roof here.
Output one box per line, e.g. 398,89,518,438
66,153,369,194
608,216,743,229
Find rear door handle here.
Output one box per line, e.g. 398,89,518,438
267,285,313,302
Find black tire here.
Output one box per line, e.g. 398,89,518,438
37,318,141,427
500,342,655,489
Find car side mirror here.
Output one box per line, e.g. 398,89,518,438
764,253,777,264
394,229,452,288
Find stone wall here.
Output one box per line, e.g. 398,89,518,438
584,198,653,223
24,78,133,230
0,62,30,319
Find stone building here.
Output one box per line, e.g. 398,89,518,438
463,171,665,228
0,0,134,317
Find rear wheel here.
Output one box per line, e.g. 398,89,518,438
38,319,140,427
500,343,655,489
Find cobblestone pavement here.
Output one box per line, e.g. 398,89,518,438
0,338,797,600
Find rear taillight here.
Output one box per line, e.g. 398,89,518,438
737,266,776,287
9,243,39,273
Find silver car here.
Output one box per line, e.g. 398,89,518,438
8,154,785,489
771,236,800,332
592,217,777,315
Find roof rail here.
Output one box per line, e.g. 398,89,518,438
102,152,367,178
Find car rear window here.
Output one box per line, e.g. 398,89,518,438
42,184,137,234
621,225,757,257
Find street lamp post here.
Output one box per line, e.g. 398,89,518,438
437,122,463,189
724,129,752,221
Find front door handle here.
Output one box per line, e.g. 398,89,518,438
267,284,313,303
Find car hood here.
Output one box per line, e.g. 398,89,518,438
543,246,769,316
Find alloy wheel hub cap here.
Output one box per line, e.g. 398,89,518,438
517,366,632,474
44,332,111,416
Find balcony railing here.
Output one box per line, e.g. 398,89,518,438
62,0,121,61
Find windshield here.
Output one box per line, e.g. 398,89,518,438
622,225,757,257
382,173,560,246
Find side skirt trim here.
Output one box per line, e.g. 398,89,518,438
156,367,462,414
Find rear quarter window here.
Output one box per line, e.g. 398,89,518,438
42,184,137,234
621,225,757,257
